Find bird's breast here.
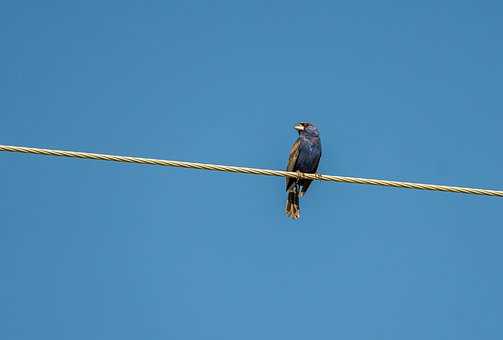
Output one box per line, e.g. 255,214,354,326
296,138,321,173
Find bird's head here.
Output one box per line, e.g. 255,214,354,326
294,122,320,137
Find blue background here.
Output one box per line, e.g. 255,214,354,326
2,1,502,339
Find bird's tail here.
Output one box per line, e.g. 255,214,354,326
285,188,300,220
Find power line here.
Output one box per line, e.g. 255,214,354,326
1,144,502,197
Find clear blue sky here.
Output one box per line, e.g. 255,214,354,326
2,1,502,339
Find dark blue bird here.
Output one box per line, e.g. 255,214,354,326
285,122,322,219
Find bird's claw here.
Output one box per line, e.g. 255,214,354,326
296,170,304,180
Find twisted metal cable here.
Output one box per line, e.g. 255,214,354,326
1,144,502,197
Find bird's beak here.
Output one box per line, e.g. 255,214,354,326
294,123,305,131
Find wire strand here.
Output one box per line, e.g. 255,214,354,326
1,144,502,197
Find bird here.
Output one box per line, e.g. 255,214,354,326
285,122,322,220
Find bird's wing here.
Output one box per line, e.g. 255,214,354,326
286,138,301,191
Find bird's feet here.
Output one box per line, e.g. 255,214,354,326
295,170,303,180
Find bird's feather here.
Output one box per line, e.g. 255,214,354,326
286,138,300,192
